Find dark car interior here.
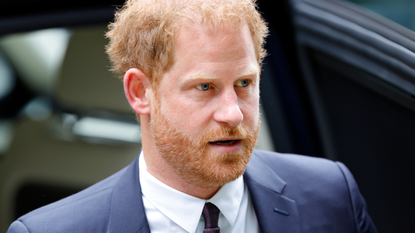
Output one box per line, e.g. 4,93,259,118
0,0,414,232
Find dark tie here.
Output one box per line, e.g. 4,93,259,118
202,202,220,233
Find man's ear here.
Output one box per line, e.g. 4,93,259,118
124,68,152,115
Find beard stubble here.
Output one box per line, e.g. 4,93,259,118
149,97,259,188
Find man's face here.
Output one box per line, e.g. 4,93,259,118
149,23,260,188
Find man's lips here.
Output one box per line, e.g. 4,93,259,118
209,138,242,146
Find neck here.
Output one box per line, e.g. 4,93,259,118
140,116,221,199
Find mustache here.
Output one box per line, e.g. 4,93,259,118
201,124,251,142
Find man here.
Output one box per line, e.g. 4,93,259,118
8,0,377,232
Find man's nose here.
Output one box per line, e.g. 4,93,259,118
213,89,243,127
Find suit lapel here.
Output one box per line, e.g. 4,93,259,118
105,150,301,233
107,155,151,233
245,151,301,233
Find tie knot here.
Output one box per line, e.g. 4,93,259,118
202,203,220,233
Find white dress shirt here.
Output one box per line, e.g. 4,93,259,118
139,152,260,233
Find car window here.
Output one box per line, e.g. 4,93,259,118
348,0,415,32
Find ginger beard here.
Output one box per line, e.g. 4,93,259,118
149,95,259,188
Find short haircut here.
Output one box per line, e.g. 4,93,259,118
106,0,268,85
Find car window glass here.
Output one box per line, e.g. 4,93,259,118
348,0,415,32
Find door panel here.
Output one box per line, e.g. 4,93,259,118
293,0,415,232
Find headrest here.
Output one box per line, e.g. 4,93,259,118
55,26,131,114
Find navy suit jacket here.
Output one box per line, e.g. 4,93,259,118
8,150,377,233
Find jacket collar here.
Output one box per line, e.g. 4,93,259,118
107,150,300,233
107,155,151,233
244,150,301,233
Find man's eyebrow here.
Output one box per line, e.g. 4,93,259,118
187,67,259,82
187,73,219,81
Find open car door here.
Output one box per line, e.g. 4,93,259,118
292,0,415,231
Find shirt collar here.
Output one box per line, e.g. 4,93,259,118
139,152,244,233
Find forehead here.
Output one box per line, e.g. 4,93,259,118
176,23,255,60
160,23,259,85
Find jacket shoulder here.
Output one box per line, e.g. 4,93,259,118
252,149,352,194
250,150,377,233
252,149,342,178
9,167,129,233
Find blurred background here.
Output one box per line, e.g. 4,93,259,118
1,0,414,232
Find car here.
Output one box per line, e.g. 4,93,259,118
0,0,413,232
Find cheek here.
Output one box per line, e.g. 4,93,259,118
161,95,208,131
241,96,260,124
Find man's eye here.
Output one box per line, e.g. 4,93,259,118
236,80,250,87
196,83,211,91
